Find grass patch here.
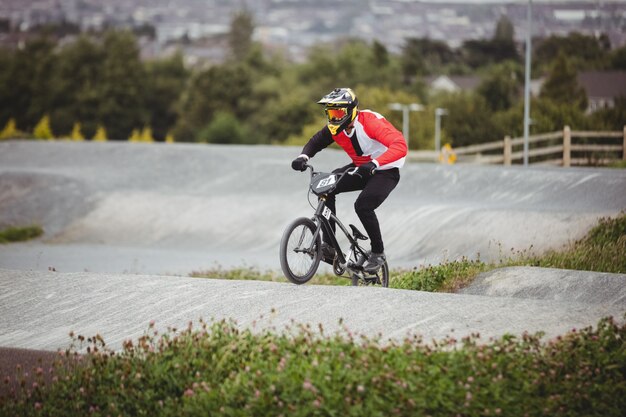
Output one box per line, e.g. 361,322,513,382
0,225,43,243
190,265,351,286
1,316,624,416
516,213,626,274
390,257,492,292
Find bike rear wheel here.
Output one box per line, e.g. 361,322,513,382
280,217,321,284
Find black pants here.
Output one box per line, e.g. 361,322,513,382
324,165,400,254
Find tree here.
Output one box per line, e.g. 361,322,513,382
98,31,148,139
540,53,587,111
229,9,254,62
144,53,188,140
197,112,249,144
477,62,523,112
174,64,252,141
436,93,503,146
610,45,626,70
402,37,458,80
52,35,105,137
0,38,57,131
372,40,389,68
33,115,54,140
493,15,514,43
534,33,609,73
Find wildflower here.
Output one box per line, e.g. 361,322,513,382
184,388,194,397
34,402,42,409
357,385,365,393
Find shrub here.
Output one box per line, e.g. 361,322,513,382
1,316,624,416
0,225,43,243
391,257,490,292
33,115,54,140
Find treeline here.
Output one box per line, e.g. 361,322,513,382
0,12,625,149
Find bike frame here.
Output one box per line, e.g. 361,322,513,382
306,166,369,274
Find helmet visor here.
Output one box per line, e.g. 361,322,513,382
326,108,348,122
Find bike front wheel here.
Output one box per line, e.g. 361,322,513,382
280,217,322,284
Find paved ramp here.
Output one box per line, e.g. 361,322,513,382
0,141,625,351
460,266,626,307
1,141,625,274
1,268,623,352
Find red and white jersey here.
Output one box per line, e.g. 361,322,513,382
301,110,407,170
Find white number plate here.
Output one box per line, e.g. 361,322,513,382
322,207,332,220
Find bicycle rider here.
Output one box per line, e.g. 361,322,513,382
291,88,407,272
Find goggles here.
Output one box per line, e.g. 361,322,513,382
326,107,348,122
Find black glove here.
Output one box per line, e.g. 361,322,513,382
291,156,308,171
355,162,376,178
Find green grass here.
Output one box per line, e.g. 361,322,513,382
190,265,351,286
0,225,43,243
608,159,626,169
514,213,626,274
1,316,624,416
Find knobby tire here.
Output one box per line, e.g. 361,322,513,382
280,217,321,284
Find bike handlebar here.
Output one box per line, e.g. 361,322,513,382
303,163,361,179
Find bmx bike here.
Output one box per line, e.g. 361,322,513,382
279,163,389,287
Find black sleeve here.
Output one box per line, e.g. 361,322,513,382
301,126,334,159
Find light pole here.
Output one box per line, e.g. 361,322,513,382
434,107,448,153
523,0,533,166
388,102,424,143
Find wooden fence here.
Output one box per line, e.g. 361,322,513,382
411,126,626,167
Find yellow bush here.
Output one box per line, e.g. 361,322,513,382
70,122,85,141
92,125,107,142
34,115,54,140
128,129,141,142
0,118,17,140
140,127,154,143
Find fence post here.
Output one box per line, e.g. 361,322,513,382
623,125,626,161
563,125,571,167
503,136,512,165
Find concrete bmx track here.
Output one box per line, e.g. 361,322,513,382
0,140,625,353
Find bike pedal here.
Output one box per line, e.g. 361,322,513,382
347,262,363,271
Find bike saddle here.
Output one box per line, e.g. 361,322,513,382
349,224,368,240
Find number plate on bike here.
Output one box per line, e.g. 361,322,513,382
322,206,332,220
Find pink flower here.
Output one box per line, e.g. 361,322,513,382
184,388,194,397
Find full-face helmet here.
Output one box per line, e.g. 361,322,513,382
317,88,359,135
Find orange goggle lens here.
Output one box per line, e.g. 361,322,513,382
326,108,347,121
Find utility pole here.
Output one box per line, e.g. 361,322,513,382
388,103,424,143
434,108,448,153
523,0,533,166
